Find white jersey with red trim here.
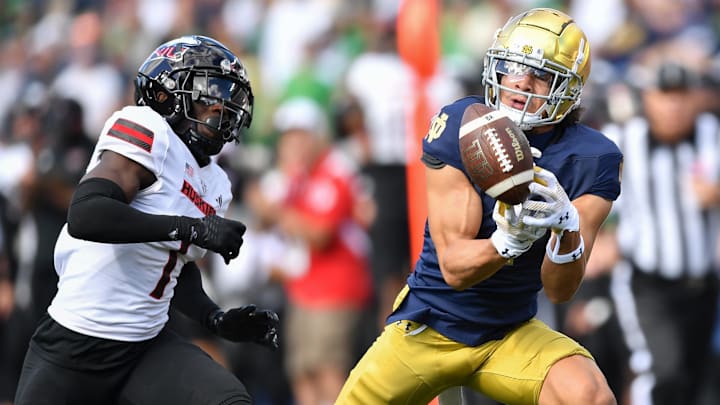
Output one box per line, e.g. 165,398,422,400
48,106,232,342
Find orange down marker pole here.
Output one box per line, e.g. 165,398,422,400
397,1,441,403
397,0,440,268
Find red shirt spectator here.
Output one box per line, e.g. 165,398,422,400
283,148,372,309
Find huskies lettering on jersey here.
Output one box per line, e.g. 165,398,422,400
181,180,216,216
107,118,154,152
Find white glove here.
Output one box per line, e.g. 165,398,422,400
520,167,579,234
491,201,547,259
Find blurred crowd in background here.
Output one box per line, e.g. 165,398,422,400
1,0,720,404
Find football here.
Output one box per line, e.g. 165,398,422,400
459,103,534,205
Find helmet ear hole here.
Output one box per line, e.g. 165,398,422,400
136,75,176,116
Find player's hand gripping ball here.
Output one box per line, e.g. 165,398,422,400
459,103,534,205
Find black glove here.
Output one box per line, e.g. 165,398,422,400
207,305,280,350
175,215,246,264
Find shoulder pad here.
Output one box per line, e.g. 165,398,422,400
100,106,169,153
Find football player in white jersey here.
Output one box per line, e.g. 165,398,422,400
14,35,279,405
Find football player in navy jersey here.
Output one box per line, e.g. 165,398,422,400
337,8,622,405
14,36,279,405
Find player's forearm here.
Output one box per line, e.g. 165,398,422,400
541,231,585,303
66,177,196,244
440,239,508,290
171,262,221,328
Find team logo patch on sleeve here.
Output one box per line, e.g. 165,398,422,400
107,118,154,152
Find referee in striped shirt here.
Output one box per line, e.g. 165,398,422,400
605,51,720,405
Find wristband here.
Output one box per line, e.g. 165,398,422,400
546,233,584,264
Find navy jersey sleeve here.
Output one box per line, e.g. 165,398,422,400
538,125,623,202
588,151,623,201
422,96,482,172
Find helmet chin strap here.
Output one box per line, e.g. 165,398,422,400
180,120,224,167
200,116,226,154
204,115,223,134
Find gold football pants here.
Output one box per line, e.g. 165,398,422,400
336,287,593,405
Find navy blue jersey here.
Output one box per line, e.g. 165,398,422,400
387,96,623,346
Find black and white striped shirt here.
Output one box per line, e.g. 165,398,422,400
604,113,720,279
